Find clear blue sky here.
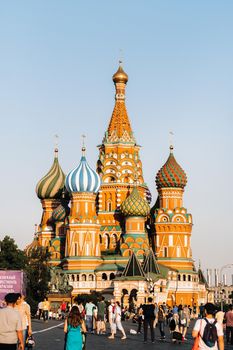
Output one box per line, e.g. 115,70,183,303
0,1,232,280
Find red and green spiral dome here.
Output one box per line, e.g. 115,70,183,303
156,146,187,189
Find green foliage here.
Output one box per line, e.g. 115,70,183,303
25,246,51,314
0,235,27,269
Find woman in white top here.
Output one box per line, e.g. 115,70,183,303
108,301,126,340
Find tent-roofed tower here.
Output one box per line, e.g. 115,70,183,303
96,63,151,253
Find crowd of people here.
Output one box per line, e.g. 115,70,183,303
1,291,233,350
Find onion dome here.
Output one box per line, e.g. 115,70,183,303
65,147,101,193
36,149,66,200
112,63,128,84
52,203,70,222
121,187,150,217
156,146,187,189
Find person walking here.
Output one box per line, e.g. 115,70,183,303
60,300,67,319
114,301,126,339
96,296,106,335
225,304,233,345
108,299,116,339
158,304,166,340
0,293,24,350
42,297,50,322
64,306,86,350
141,297,155,343
37,301,43,320
85,299,96,333
15,293,32,347
192,303,224,350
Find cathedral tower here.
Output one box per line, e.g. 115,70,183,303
153,145,194,272
63,146,101,273
36,148,66,247
97,63,150,252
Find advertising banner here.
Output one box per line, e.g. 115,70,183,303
0,270,24,301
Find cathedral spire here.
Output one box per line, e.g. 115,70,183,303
104,63,135,143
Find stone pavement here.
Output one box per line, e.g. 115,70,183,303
32,318,233,350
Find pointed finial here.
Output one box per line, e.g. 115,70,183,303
169,131,174,152
81,134,86,156
119,48,123,66
54,134,59,157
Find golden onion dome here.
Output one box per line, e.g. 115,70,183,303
112,63,128,84
121,187,150,217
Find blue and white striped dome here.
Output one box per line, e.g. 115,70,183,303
65,150,101,193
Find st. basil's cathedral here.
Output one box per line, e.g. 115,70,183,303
28,64,207,306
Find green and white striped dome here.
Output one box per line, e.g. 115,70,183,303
36,149,66,200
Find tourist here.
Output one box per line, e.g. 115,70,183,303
108,301,126,340
158,304,166,340
15,293,32,347
169,313,182,343
42,297,50,322
64,306,86,350
153,302,158,328
192,302,224,350
108,299,116,339
96,296,106,335
179,304,190,340
225,304,233,345
0,293,24,350
215,306,225,327
115,301,126,339
85,299,96,333
136,306,143,334
141,297,155,343
37,300,43,320
60,300,67,319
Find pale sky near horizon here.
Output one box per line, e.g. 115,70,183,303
0,1,232,281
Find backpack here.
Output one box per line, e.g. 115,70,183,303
202,318,218,347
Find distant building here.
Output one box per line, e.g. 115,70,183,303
26,64,207,306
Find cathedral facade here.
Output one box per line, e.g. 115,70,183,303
29,64,207,306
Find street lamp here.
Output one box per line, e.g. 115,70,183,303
219,264,233,310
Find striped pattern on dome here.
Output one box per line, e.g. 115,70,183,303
65,155,101,193
156,147,187,189
121,187,150,217
36,149,66,200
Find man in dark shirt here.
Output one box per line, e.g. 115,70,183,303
141,297,155,343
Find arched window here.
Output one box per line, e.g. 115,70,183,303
178,274,181,281
71,274,75,282
183,275,186,281
164,247,168,257
102,273,108,281
81,274,87,281
99,234,102,244
88,274,94,281
188,275,191,282
110,273,115,280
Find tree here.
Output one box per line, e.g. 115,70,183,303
25,246,51,313
0,235,27,269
